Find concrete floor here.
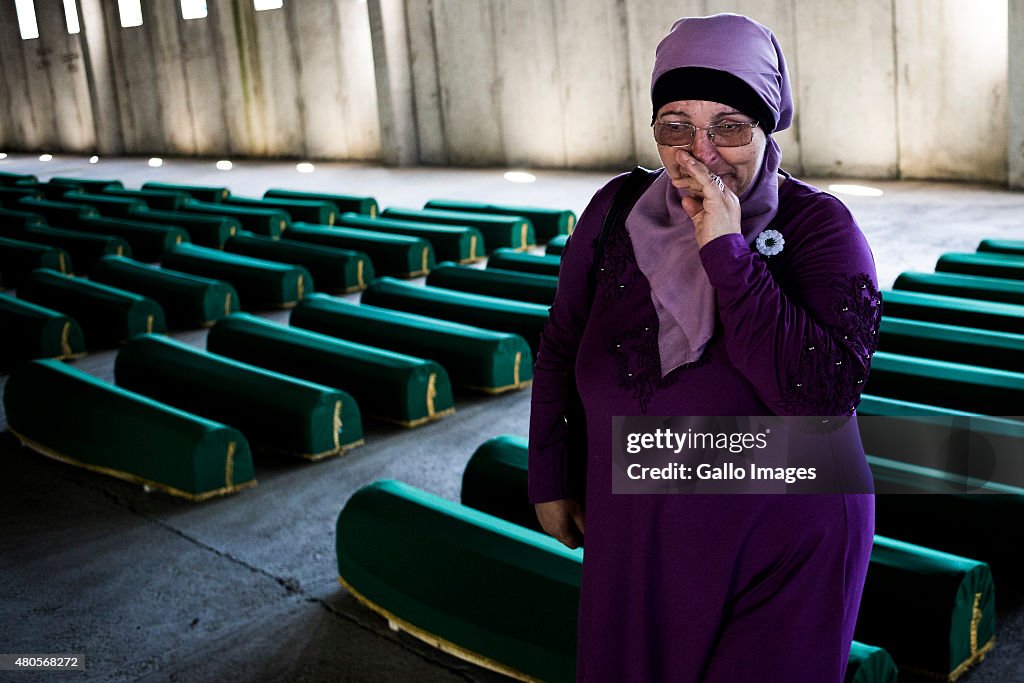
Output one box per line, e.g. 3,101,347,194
0,154,1022,682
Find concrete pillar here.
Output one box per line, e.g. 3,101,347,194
368,0,419,165
79,0,125,155
1010,0,1024,189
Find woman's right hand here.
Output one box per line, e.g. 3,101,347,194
535,499,585,549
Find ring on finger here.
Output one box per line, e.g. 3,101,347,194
708,173,726,192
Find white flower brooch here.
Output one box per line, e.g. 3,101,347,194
755,229,785,257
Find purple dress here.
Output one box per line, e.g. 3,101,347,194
529,172,882,682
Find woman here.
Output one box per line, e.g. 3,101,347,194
529,14,881,682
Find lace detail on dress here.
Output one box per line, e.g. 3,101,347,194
780,273,882,415
607,314,707,414
594,227,642,311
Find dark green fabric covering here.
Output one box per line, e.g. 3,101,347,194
0,237,71,284
181,199,288,238
17,268,167,347
130,207,239,249
207,313,453,426
90,255,239,328
977,239,1024,257
17,197,99,225
70,216,190,262
0,171,37,185
336,479,582,682
845,642,898,683
291,294,532,393
426,263,557,305
33,181,86,200
894,270,1024,305
50,177,123,192
0,208,45,231
487,248,561,276
460,435,988,682
225,232,373,294
865,351,1024,415
115,335,363,458
880,289,1024,334
425,199,575,242
162,243,311,310
3,359,255,500
226,196,337,226
0,186,43,203
546,234,569,256
859,536,995,680
288,223,435,278
878,317,1024,373
102,187,189,211
61,191,146,219
937,252,1024,281
264,189,378,216
337,213,484,263
13,225,130,273
361,277,550,355
0,293,85,367
142,181,230,203
382,207,535,251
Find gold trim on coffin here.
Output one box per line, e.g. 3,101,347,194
898,591,995,682
337,575,539,683
8,427,257,501
566,214,575,234
462,352,534,395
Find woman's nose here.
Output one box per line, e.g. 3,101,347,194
690,128,719,166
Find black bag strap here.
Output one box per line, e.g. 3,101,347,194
587,166,661,290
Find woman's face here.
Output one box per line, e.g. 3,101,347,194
655,100,768,198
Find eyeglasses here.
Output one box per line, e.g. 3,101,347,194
652,120,759,148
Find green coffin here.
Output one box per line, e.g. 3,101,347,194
207,313,453,427
4,359,256,500
426,263,558,305
34,181,86,200
71,215,190,262
845,642,898,683
0,171,38,185
115,335,363,459
859,537,994,680
90,255,239,328
291,294,532,393
142,181,230,203
162,243,311,310
487,249,561,277
50,176,124,192
16,225,131,273
0,186,43,204
880,290,1024,334
103,187,189,211
461,436,992,682
864,351,1024,415
17,268,167,347
337,213,484,264
181,199,288,238
878,317,1024,373
0,236,72,284
226,196,337,226
0,293,85,366
288,223,434,278
546,234,569,256
425,199,575,242
0,207,46,230
937,252,1024,281
382,207,535,251
130,207,239,249
977,239,1024,257
894,271,1024,306
61,191,146,219
361,277,550,356
264,189,379,216
225,232,372,294
18,197,99,225
337,479,582,682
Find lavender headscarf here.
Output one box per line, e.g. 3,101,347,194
626,14,794,376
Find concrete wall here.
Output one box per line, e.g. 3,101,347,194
0,0,1018,185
